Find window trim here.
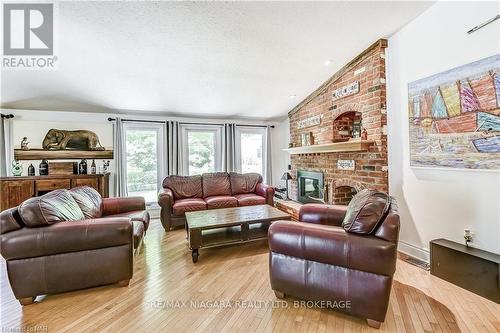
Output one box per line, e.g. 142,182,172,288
123,122,165,205
235,126,267,181
180,124,223,176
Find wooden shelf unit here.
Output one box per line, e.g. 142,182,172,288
14,149,114,160
283,140,373,154
0,174,110,211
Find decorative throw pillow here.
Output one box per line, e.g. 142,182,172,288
19,189,85,227
342,189,390,235
69,186,103,219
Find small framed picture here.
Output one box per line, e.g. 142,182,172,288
301,132,314,146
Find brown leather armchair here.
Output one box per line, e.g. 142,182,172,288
268,190,400,328
0,187,150,305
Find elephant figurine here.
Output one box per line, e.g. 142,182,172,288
42,129,105,151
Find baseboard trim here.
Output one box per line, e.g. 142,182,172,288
398,240,430,263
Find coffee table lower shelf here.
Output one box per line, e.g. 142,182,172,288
189,222,271,262
185,205,291,263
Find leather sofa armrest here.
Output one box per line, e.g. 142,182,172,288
158,187,175,231
158,187,174,210
256,183,275,205
299,204,347,226
102,196,146,216
268,221,397,276
0,217,133,260
0,207,24,234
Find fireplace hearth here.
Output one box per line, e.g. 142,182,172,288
297,170,324,204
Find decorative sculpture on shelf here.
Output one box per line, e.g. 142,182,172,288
20,137,30,150
42,129,105,151
12,160,23,177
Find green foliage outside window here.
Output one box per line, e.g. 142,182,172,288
188,131,215,175
126,130,158,193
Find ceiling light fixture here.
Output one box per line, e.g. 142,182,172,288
289,94,296,99
324,59,332,66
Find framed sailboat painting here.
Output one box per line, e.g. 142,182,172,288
408,54,500,170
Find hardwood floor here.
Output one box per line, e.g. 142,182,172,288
1,219,499,332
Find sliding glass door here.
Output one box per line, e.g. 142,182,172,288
124,123,165,204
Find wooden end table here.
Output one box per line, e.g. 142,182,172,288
185,204,291,263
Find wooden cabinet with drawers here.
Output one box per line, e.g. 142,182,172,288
0,174,109,211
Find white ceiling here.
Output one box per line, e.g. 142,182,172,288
1,1,434,120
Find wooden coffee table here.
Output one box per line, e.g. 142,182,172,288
185,204,291,263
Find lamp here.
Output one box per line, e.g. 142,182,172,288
281,172,292,200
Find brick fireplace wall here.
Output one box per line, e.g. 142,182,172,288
288,39,388,204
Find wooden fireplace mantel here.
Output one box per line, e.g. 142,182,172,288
283,140,374,155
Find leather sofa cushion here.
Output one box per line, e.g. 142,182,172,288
132,220,144,249
342,189,390,235
202,172,231,197
204,196,238,209
19,189,85,227
269,221,397,276
234,193,265,206
1,217,132,260
163,175,203,199
172,198,207,216
107,210,150,231
230,172,262,194
69,186,103,219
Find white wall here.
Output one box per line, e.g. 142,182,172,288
386,1,500,260
270,117,290,187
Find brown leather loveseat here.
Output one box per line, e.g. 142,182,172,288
268,189,400,328
158,172,274,231
0,186,150,305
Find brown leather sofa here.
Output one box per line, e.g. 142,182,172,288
0,186,150,305
268,189,400,328
158,172,274,231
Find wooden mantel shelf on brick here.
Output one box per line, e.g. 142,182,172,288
283,140,374,154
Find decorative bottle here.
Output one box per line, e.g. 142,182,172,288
39,159,49,176
28,164,35,176
79,159,87,174
90,160,96,174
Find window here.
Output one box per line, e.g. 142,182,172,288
124,123,165,204
235,127,267,179
181,125,223,176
